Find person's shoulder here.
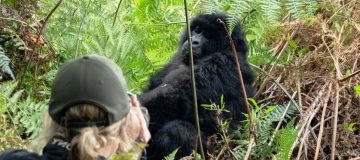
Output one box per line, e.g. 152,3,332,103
0,149,41,160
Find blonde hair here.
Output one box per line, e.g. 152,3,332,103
32,104,143,160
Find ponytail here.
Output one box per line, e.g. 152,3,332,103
32,104,142,160
71,126,108,160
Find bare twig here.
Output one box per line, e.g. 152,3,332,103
121,21,185,26
296,59,303,115
312,115,334,130
215,145,227,160
244,138,255,160
112,0,123,27
104,0,123,47
20,0,64,86
217,20,252,126
214,110,238,160
183,1,205,159
250,63,301,113
75,0,92,57
331,82,340,160
338,70,360,82
293,84,328,159
268,92,297,145
0,17,30,26
314,83,333,160
254,29,298,99
218,19,255,159
322,36,342,78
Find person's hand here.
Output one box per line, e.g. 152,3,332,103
130,95,151,143
97,137,119,158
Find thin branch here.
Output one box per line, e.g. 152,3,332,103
183,0,205,159
293,84,328,159
338,70,360,82
104,0,123,47
268,92,297,145
112,0,123,27
314,83,333,160
20,0,64,86
0,17,29,26
218,19,254,160
254,29,298,99
331,82,340,160
75,0,92,57
250,63,301,112
122,21,185,26
296,58,303,115
244,138,255,160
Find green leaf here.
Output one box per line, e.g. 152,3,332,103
246,34,257,41
163,148,179,160
4,0,15,4
354,85,360,96
274,119,299,160
287,39,298,49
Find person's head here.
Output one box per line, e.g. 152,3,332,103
33,55,150,160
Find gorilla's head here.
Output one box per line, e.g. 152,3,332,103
179,13,248,64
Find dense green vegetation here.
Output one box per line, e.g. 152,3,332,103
1,0,360,159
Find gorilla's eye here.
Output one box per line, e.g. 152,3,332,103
194,26,202,34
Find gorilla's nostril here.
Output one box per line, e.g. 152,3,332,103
192,41,200,45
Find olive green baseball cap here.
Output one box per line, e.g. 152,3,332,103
49,55,130,128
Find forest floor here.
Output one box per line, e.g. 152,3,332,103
255,1,360,159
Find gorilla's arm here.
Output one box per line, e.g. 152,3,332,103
138,65,192,132
145,53,184,91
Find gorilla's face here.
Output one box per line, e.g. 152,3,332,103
180,13,233,64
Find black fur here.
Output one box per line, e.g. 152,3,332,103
139,12,254,159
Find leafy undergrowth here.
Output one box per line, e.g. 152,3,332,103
1,0,360,160
0,116,28,151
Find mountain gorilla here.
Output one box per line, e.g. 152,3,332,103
139,12,254,159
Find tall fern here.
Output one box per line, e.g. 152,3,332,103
258,0,282,23
235,100,297,159
226,0,253,33
286,0,318,20
83,22,154,91
274,119,299,160
202,0,319,29
0,81,46,139
204,0,221,14
0,47,15,80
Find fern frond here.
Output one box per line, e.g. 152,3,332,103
163,148,179,160
303,0,318,18
17,98,47,139
0,47,15,80
266,104,297,123
258,0,282,23
0,81,18,98
204,0,221,14
286,0,318,20
274,119,299,160
227,0,253,33
82,22,153,91
257,105,297,143
0,81,46,139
